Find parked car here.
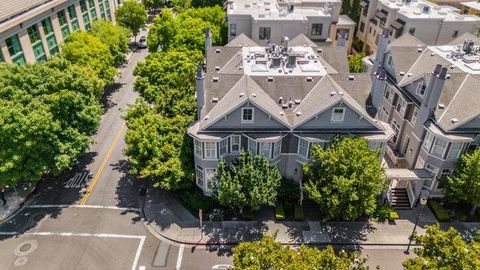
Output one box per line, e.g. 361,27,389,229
137,36,147,49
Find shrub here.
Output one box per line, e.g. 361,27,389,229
181,188,215,213
275,204,285,221
389,211,399,221
294,204,304,221
241,208,254,221
373,205,394,223
428,200,450,222
278,178,300,202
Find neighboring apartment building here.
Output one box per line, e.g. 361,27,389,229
0,0,121,64
372,30,480,202
226,0,356,52
357,0,480,53
460,1,480,15
189,32,394,196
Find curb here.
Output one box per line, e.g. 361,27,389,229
140,191,422,247
0,181,41,226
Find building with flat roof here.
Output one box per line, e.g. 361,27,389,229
226,0,356,51
0,0,122,64
357,0,480,53
459,1,480,15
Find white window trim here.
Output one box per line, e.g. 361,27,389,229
411,107,418,125
204,141,218,160
196,165,204,188
273,139,282,158
423,131,434,152
219,138,228,157
259,142,272,159
241,107,255,124
446,142,463,160
331,107,345,122
194,139,203,158
431,137,448,159
297,138,310,158
230,135,241,153
248,137,257,155
416,81,426,97
205,167,217,191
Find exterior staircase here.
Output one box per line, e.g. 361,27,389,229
390,188,411,209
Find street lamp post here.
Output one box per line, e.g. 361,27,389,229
405,197,428,254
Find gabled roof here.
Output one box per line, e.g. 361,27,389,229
226,34,259,47
389,33,426,48
447,32,480,46
289,33,318,47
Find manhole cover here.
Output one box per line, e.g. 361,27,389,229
19,243,31,252
14,240,38,256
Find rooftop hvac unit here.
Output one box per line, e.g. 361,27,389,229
271,57,282,67
287,55,297,68
463,40,475,54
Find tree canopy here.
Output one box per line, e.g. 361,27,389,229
214,151,282,211
142,0,166,11
233,234,368,270
147,6,225,52
303,137,387,221
90,20,130,66
0,58,103,188
348,52,366,73
403,225,480,269
115,0,147,38
61,31,117,85
444,148,480,215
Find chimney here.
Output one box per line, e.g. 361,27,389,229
196,66,205,120
372,29,390,75
371,67,387,110
413,64,447,133
205,28,212,56
336,29,346,47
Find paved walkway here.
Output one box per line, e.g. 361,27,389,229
0,183,36,223
143,188,480,246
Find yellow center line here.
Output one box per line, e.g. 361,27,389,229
79,124,126,205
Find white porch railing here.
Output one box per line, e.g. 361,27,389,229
406,181,415,208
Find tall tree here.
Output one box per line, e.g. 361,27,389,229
350,0,361,23
304,137,387,221
233,234,368,270
142,0,166,11
90,20,130,66
444,148,480,215
0,59,103,188
61,31,117,85
147,8,179,52
403,225,480,269
214,151,282,212
115,0,147,40
171,0,192,12
341,0,351,16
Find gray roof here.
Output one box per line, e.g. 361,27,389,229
226,34,259,47
289,33,318,47
0,0,47,23
389,33,426,48
447,32,480,46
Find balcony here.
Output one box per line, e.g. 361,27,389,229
385,142,408,168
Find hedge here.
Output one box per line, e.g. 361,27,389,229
294,203,304,221
428,200,450,222
275,203,285,221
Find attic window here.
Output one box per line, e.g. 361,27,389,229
215,66,221,71
267,76,274,82
348,75,355,80
306,77,313,82
212,77,219,82
212,97,219,103
331,107,345,122
215,49,221,53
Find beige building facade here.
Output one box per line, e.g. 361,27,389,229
0,0,121,64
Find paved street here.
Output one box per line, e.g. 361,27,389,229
0,43,233,270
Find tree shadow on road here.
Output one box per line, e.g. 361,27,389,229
112,159,143,224
102,82,124,110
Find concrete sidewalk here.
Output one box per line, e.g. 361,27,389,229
0,183,36,223
142,188,480,246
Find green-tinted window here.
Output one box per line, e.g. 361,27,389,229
57,10,68,26
80,0,88,13
27,24,42,44
41,17,54,35
88,0,97,20
61,25,70,40
46,34,59,55
32,42,47,62
83,13,91,30
104,0,111,20
5,35,25,64
67,5,80,31
99,2,105,19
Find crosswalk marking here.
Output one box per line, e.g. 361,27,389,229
176,244,185,270
64,172,91,189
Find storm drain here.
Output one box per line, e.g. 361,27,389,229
19,243,31,252
14,240,38,257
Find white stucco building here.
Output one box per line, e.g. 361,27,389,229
226,0,356,51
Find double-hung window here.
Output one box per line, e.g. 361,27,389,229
28,24,47,62
298,138,309,158
447,142,463,159
194,139,203,157
411,107,418,125
273,139,282,158
241,108,254,123
423,131,434,152
204,142,217,159
196,165,204,187
259,27,271,40
5,35,25,64
248,138,257,155
230,135,240,153
395,98,407,117
431,137,447,158
311,24,323,36
331,107,345,122
259,142,271,159
230,23,236,36
67,5,80,32
219,138,228,157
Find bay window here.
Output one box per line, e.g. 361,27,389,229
431,137,447,158
259,142,271,158
298,138,309,158
230,135,240,153
204,142,217,159
423,131,434,152
194,139,203,157
219,138,228,157
196,165,204,187
205,168,217,190
447,142,463,159
273,139,282,158
248,138,257,155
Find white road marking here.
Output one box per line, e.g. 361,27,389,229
26,205,139,211
0,232,146,270
139,267,145,270
176,244,185,270
212,265,233,270
64,172,91,189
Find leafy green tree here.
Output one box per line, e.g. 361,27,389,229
142,0,166,11
350,0,361,23
233,234,368,270
171,0,192,12
147,8,179,51
133,50,203,103
214,151,282,212
444,148,480,215
341,0,351,16
115,0,147,40
348,52,366,73
0,59,103,188
191,0,223,7
61,31,117,84
90,20,130,66
403,225,480,269
303,137,387,221
123,99,194,190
